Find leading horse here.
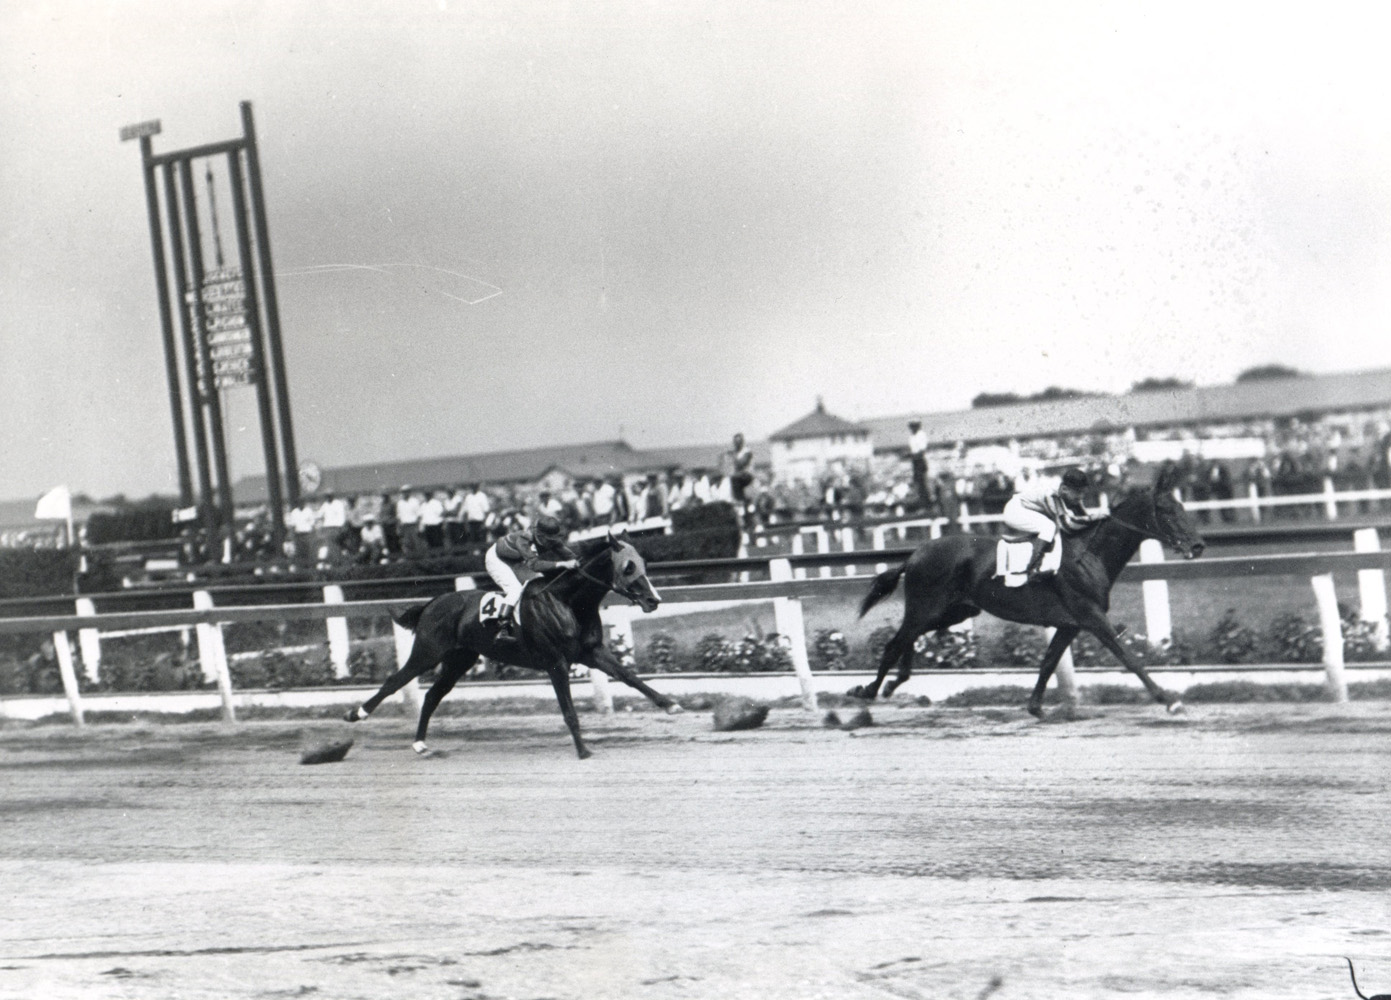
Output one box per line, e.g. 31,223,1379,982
346,532,680,758
850,466,1206,716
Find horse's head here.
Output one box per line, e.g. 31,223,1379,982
605,531,661,612
1115,465,1205,559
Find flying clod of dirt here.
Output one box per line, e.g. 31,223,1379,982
712,697,770,732
300,737,354,765
822,711,842,728
839,707,874,731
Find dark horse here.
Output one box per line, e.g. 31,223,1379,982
346,532,680,758
849,466,1206,717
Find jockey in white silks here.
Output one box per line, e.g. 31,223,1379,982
1001,467,1100,578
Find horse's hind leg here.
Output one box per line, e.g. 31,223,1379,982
346,639,445,721
413,649,479,753
882,603,978,699
853,597,959,701
544,660,591,759
1027,626,1079,718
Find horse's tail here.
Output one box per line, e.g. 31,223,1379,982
390,603,428,632
860,562,907,618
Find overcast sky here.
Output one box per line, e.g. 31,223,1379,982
3,1,1391,501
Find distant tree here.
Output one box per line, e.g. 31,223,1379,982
971,392,1023,409
1031,386,1097,402
971,386,1102,408
1129,377,1194,393
1236,364,1302,382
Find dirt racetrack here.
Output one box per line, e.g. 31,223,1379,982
2,701,1389,1000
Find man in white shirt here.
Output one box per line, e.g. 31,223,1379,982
418,490,447,549
463,484,492,544
317,492,349,563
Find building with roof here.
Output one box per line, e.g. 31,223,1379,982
768,399,872,484
859,367,1391,469
232,438,770,505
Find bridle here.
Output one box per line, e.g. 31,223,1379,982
538,541,651,605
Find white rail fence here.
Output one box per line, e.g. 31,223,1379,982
4,539,1391,727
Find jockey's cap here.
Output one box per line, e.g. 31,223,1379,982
534,514,563,538
1060,468,1089,490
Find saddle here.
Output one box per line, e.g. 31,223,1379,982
994,534,1062,588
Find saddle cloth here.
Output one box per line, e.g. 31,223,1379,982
995,536,1062,588
478,591,525,628
478,584,532,628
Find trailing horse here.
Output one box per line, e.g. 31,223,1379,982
346,532,680,758
850,466,1205,716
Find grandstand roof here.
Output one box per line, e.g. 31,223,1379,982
769,400,868,441
862,367,1391,451
233,438,770,503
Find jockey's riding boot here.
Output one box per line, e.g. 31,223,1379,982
497,602,516,637
1024,536,1050,578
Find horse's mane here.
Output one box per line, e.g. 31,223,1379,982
1109,485,1154,516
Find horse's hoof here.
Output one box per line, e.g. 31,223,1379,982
846,686,864,700
665,703,684,715
1166,700,1185,715
1026,704,1044,720
412,741,433,757
577,747,593,760
343,706,367,723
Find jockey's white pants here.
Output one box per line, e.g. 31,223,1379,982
484,546,525,604
1002,498,1058,542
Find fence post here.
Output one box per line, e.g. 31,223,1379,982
1323,477,1339,520
51,632,85,728
1139,539,1172,646
814,527,831,579
75,597,101,684
192,590,235,722
1247,482,1262,523
1354,528,1389,650
840,526,857,577
769,558,817,713
454,575,477,591
323,585,350,680
791,532,807,580
1310,574,1348,702
1044,627,1078,706
595,606,637,716
872,526,888,574
391,618,422,713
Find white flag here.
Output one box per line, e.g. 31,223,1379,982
35,485,72,521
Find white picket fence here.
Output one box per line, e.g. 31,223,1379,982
5,534,1391,728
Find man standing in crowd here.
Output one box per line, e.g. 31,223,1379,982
463,483,492,545
395,487,422,557
907,419,930,508
316,492,349,564
419,490,447,549
592,477,617,526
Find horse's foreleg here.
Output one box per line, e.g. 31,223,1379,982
1028,626,1079,718
581,646,682,714
1087,622,1181,713
413,651,478,752
545,662,592,759
346,642,442,721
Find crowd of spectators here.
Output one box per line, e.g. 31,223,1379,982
178,417,1391,567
